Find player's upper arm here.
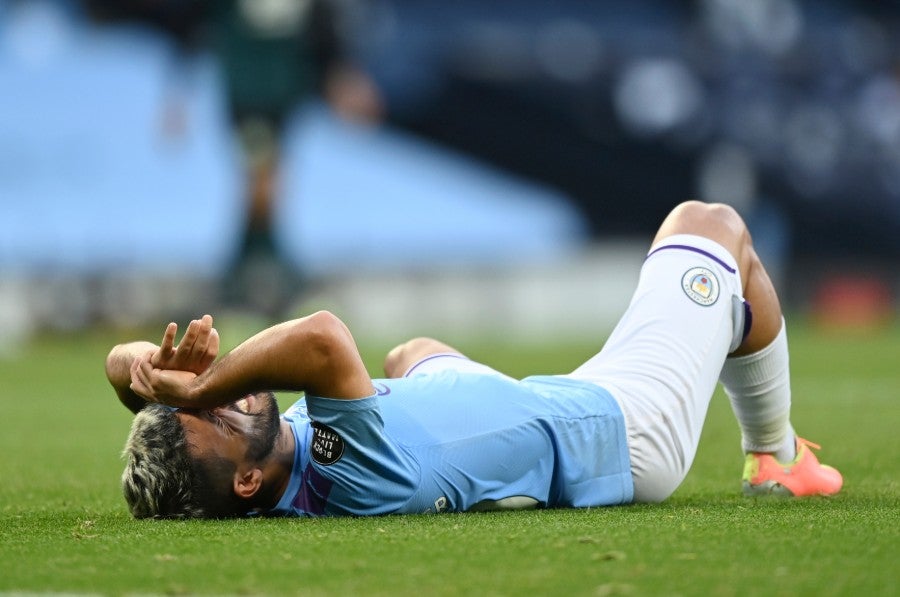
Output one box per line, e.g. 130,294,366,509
283,310,374,400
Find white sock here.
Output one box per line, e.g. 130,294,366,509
719,319,796,461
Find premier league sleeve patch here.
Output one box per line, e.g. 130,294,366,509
681,267,720,306
310,422,345,465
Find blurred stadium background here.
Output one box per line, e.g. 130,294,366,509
0,0,897,353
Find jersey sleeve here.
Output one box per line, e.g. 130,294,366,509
303,394,420,515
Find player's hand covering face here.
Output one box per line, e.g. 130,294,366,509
130,315,219,407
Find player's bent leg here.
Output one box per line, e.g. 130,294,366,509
655,201,842,497
384,338,463,378
572,200,841,500
384,338,514,379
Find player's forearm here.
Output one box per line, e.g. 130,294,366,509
107,341,157,414
188,311,368,408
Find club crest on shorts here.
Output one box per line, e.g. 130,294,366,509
310,422,345,465
681,267,719,306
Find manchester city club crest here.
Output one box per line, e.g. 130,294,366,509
681,267,719,306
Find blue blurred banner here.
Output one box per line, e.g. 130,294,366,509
0,0,586,276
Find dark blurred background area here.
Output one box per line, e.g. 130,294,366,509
362,0,900,258
0,0,897,343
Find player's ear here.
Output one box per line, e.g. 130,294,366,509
233,468,263,499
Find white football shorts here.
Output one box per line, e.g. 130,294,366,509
567,234,747,502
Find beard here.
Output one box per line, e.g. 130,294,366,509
237,392,281,463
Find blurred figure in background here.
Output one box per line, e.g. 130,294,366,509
84,0,383,317
207,0,382,317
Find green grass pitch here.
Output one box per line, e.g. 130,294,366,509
0,319,897,596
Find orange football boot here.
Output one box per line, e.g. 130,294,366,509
742,437,843,497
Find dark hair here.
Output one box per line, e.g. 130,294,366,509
121,404,245,519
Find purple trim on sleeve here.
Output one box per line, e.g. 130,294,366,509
404,353,469,377
646,244,737,274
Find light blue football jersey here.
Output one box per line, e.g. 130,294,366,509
270,370,632,516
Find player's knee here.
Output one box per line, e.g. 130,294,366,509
659,201,752,258
672,200,746,234
384,337,435,378
383,342,409,378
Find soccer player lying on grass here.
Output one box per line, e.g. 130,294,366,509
107,201,842,519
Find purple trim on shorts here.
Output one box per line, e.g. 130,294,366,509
404,353,468,377
646,244,736,274
743,300,754,343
